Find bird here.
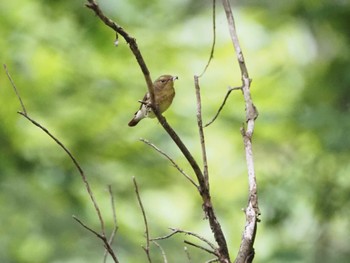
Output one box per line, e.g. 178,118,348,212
128,75,178,127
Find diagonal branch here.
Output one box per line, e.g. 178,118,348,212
85,0,154,107
184,240,218,257
16,111,107,235
3,64,27,115
73,216,119,263
140,138,199,191
4,64,118,262
205,86,242,127
152,227,217,251
152,241,168,263
104,185,119,263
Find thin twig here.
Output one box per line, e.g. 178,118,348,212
205,86,242,127
152,241,168,263
17,111,107,237
5,66,106,235
140,138,199,191
184,246,192,263
206,258,220,263
198,0,216,77
4,65,119,262
152,228,217,251
73,216,119,263
73,215,102,238
104,185,119,263
194,76,209,188
184,240,218,256
133,177,152,263
3,64,27,115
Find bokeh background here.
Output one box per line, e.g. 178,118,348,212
1,0,350,262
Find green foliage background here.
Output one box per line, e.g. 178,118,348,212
1,0,349,262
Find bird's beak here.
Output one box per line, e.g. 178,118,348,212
172,76,178,81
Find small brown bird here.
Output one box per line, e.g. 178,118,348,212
128,75,178,127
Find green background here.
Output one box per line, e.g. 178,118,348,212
1,0,349,262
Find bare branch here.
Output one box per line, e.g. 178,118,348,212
205,86,242,127
152,228,217,251
133,177,152,263
86,2,230,262
198,0,217,77
3,64,27,115
184,246,192,263
73,216,119,263
16,110,107,235
140,138,199,190
104,185,119,263
4,65,119,262
221,0,260,262
152,241,168,263
206,258,220,263
85,0,155,112
194,76,209,188
73,215,102,238
184,240,218,257
5,65,106,236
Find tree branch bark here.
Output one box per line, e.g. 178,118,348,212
221,1,260,262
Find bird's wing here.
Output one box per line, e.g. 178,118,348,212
138,92,150,110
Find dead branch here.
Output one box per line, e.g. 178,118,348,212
152,241,168,263
198,0,217,77
205,86,242,127
152,227,217,251
103,185,119,263
85,0,155,110
206,258,220,263
3,64,27,115
184,240,218,257
85,2,231,262
194,76,209,188
133,177,152,263
184,246,192,262
4,64,119,262
140,138,199,190
221,1,260,262
73,216,119,263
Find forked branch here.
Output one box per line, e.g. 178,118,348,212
221,1,260,262
85,2,231,262
133,177,152,263
4,64,119,262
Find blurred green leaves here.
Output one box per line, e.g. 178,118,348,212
1,0,350,262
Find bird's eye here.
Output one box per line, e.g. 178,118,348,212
160,79,166,83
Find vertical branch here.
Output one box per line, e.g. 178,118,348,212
194,76,209,188
133,177,152,263
199,0,216,77
104,185,119,263
221,1,260,263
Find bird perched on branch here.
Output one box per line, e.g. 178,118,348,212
128,75,178,127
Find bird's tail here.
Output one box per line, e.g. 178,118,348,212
128,117,140,127
128,109,145,127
